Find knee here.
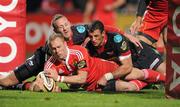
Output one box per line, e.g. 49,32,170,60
0,73,19,87
0,78,11,87
125,83,139,91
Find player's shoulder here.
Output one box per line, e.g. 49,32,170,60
69,45,87,52
68,45,88,61
71,24,89,45
106,32,129,52
72,24,89,33
107,32,126,44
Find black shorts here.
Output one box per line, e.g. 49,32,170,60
14,46,47,82
131,41,163,70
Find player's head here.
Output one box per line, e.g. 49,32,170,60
88,20,105,47
51,14,72,39
48,32,68,60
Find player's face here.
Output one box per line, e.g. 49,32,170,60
50,37,68,60
89,29,104,47
55,17,72,39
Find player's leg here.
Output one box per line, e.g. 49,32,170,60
156,34,165,55
153,27,167,75
125,68,145,80
0,46,46,87
125,68,165,83
132,41,165,72
155,61,166,76
0,71,19,87
115,79,147,91
100,79,147,92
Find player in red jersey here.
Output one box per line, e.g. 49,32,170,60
83,0,125,26
130,0,168,54
130,0,167,42
44,32,140,92
129,0,167,75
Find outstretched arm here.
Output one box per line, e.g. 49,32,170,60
130,0,147,35
104,0,125,11
104,25,143,48
45,68,87,84
97,55,133,86
83,0,94,23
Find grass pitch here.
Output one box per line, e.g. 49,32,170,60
0,89,179,107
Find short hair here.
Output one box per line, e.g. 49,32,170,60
48,32,65,47
51,14,65,30
89,20,104,33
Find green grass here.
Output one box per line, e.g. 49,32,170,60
0,89,179,107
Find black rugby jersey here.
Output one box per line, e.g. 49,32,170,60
85,32,131,65
71,24,89,45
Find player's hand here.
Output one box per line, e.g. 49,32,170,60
124,32,143,49
127,33,143,49
130,16,142,35
97,76,108,87
104,5,113,11
29,77,44,92
44,68,58,81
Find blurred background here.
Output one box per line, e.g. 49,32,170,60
26,0,139,55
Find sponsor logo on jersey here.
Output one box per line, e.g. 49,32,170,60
121,41,127,50
76,25,85,33
77,60,87,69
28,60,34,66
113,34,122,43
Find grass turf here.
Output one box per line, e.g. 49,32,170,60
0,89,179,107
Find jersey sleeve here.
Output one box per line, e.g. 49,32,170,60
44,56,57,70
44,56,69,75
71,46,90,72
113,34,131,61
71,24,89,45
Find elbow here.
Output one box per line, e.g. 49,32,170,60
124,63,133,74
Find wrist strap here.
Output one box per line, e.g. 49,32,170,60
57,76,65,82
104,73,114,81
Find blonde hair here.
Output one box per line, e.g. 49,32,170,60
48,32,65,47
51,14,65,30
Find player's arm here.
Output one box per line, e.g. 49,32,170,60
59,70,88,84
44,57,87,84
112,38,133,78
136,0,147,18
83,0,94,23
104,0,125,11
0,46,47,87
97,54,133,86
97,37,133,86
105,25,143,48
130,0,147,35
0,71,19,87
111,53,133,79
61,48,90,84
45,67,88,85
